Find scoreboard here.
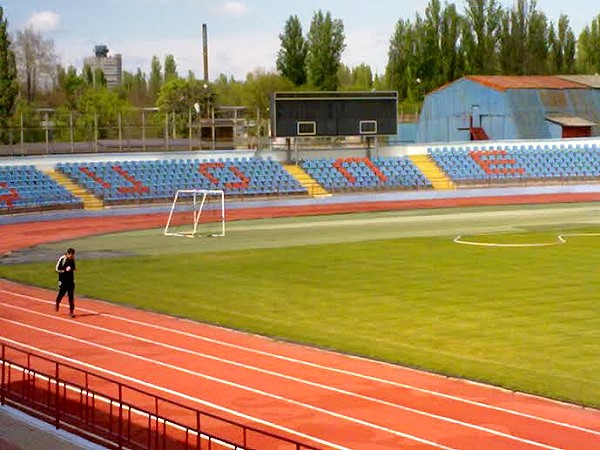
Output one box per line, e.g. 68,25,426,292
271,91,398,138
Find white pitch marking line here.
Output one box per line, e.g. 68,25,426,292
0,302,562,449
0,321,456,450
454,233,600,248
2,287,598,438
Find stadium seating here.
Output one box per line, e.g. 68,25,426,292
0,165,82,211
300,157,430,191
57,157,307,202
429,143,600,183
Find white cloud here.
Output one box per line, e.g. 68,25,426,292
25,11,61,33
211,2,250,16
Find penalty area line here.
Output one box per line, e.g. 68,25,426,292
453,233,600,248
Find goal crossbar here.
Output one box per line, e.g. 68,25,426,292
164,189,225,238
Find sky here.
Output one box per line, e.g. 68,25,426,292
2,1,598,82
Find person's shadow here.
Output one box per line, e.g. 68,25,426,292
70,312,102,319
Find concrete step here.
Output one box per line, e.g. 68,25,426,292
283,165,331,198
46,170,104,210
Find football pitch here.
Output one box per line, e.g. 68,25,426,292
1,202,600,408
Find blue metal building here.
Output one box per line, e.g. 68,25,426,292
416,75,600,143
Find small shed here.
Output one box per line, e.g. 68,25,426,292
545,115,596,139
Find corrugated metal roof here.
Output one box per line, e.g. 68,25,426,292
557,75,600,89
466,75,586,91
545,115,597,127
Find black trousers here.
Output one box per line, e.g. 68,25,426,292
56,281,75,312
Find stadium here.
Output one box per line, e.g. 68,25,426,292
2,70,600,449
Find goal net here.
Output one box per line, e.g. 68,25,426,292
164,189,225,238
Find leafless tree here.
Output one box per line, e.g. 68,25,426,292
13,27,58,102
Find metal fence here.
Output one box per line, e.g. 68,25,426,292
0,109,250,157
1,342,321,450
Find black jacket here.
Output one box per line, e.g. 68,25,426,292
56,255,76,285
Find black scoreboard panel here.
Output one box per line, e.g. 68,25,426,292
271,91,398,137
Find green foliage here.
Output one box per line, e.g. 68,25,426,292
163,54,178,83
577,14,600,74
243,68,293,121
386,0,584,103
157,77,212,114
120,68,149,107
58,65,86,109
148,55,162,101
73,87,127,139
499,0,549,75
556,15,576,74
463,0,502,74
276,15,307,86
213,73,245,107
0,6,18,143
306,10,346,91
351,64,373,90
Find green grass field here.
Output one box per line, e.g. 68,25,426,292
1,202,600,408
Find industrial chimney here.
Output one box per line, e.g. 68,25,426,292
202,23,209,83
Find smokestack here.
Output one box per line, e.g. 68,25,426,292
202,23,209,83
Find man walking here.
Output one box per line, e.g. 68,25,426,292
55,248,76,317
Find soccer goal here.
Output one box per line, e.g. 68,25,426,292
164,189,225,238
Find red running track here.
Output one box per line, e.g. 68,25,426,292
1,211,600,449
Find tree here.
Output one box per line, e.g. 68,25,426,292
439,3,465,83
120,69,149,106
148,55,162,102
337,64,353,89
525,1,550,74
164,54,178,83
386,18,421,101
577,14,600,74
339,63,373,90
59,65,85,109
0,6,18,143
548,15,576,74
74,87,128,140
463,0,502,74
13,27,58,102
213,73,244,106
422,0,443,88
156,78,210,114
243,68,293,123
276,15,307,86
498,0,551,75
306,10,346,90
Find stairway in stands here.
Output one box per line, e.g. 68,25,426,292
470,127,489,140
46,170,104,210
283,165,331,198
409,154,455,190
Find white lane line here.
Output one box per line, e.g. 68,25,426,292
2,287,598,438
0,335,351,450
0,321,457,450
0,302,562,449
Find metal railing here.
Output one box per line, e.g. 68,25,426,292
0,342,321,450
0,109,250,156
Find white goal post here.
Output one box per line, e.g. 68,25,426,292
164,189,225,238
